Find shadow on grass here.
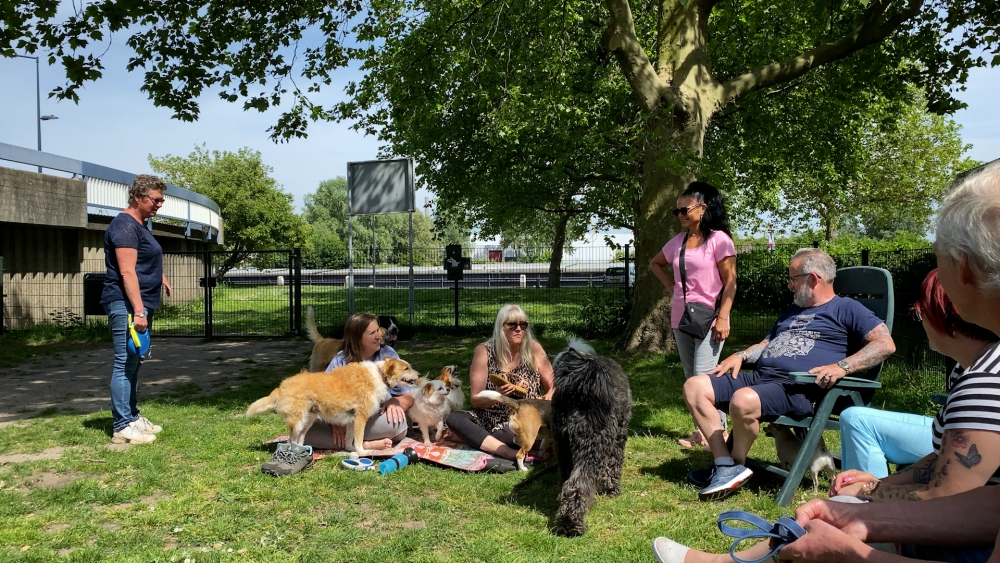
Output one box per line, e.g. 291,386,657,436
83,416,115,437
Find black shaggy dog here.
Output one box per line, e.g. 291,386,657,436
550,339,632,537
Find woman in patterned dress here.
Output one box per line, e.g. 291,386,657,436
445,304,555,464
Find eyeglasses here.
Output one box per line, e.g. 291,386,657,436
788,273,811,283
672,203,703,217
504,321,529,331
145,195,165,204
912,307,923,322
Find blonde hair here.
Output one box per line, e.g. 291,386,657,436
487,304,537,372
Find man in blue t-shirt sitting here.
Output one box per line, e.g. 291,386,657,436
683,248,896,501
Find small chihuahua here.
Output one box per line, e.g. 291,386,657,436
407,378,452,445
434,365,464,415
764,423,838,494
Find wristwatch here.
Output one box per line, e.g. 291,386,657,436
135,311,147,319
837,360,850,373
737,351,748,361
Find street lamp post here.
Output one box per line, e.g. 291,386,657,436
14,54,57,173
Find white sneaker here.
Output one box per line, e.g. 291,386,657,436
135,416,162,434
653,537,690,563
112,421,157,444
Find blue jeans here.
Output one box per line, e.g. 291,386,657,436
839,406,933,478
104,300,154,432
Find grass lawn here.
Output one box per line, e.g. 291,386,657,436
0,335,943,562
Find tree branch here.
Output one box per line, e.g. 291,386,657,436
718,0,924,104
602,0,679,112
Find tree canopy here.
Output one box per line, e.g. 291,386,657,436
148,145,311,276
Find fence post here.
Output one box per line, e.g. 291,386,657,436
0,256,5,334
294,248,302,336
861,248,870,266
204,248,213,341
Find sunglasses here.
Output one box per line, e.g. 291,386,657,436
504,321,529,331
788,273,811,283
145,195,166,204
672,203,703,217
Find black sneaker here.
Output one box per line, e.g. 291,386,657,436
261,442,314,476
687,466,715,489
483,457,517,473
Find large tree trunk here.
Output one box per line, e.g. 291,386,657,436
547,211,571,288
623,116,702,352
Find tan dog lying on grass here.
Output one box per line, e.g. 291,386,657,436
246,358,420,456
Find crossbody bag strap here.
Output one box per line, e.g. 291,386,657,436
679,233,689,304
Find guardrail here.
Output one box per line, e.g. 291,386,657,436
0,142,223,244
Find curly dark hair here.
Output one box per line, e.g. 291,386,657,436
681,181,731,239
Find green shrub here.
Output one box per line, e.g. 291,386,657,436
580,289,632,339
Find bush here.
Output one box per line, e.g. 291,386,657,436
580,289,632,339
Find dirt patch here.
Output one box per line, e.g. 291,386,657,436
0,447,66,464
45,523,70,534
0,340,309,426
399,520,426,530
22,470,85,490
104,443,133,452
57,548,75,556
102,522,121,532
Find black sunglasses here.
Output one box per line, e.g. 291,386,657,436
504,321,529,331
672,203,703,217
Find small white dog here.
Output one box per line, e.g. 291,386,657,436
764,423,838,494
407,378,451,445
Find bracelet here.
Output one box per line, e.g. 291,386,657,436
859,479,881,501
736,351,747,361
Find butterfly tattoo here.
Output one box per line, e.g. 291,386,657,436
955,444,982,468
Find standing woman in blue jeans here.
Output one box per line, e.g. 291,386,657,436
101,175,172,444
650,181,737,449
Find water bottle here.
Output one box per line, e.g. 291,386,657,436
378,447,419,475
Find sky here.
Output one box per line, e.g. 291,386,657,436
0,35,997,248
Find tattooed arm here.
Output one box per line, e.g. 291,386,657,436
865,428,1000,502
842,323,896,375
830,454,938,497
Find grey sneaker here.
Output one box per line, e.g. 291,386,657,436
698,463,752,501
686,466,714,489
483,457,517,474
261,442,314,477
135,416,162,434
112,421,157,444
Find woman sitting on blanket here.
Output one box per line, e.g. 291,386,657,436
445,304,555,468
303,312,414,451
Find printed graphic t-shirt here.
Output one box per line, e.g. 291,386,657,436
756,296,883,380
101,213,164,309
661,230,736,328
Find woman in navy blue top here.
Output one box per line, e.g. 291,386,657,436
101,174,173,445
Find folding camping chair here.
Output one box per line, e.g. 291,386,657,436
748,266,894,507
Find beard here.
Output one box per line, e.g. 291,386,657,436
793,283,813,307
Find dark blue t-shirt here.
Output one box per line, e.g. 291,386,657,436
756,296,883,380
101,213,164,310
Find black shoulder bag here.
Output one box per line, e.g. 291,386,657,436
677,233,721,339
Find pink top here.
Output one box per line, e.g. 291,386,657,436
661,230,736,329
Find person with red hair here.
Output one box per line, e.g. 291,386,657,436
835,269,997,480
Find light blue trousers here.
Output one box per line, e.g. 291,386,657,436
839,406,934,478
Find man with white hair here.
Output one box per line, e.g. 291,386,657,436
683,248,896,501
763,160,1000,563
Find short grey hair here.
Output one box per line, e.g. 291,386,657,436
936,160,1000,294
129,174,168,200
791,248,837,283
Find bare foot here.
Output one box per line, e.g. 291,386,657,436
677,429,707,449
362,438,393,451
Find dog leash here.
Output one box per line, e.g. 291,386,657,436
717,510,806,563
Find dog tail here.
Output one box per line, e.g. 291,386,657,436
305,306,323,343
245,388,281,419
476,390,520,411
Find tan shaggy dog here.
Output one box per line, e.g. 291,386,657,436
246,358,420,456
476,390,552,471
305,306,344,372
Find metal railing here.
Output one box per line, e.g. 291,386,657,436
0,142,223,244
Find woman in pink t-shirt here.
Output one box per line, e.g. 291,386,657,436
650,181,737,449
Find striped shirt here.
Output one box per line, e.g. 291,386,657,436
932,341,1000,484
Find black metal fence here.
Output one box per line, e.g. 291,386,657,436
2,244,944,369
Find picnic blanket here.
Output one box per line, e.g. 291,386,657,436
266,434,548,472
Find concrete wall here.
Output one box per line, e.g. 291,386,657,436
0,167,86,228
